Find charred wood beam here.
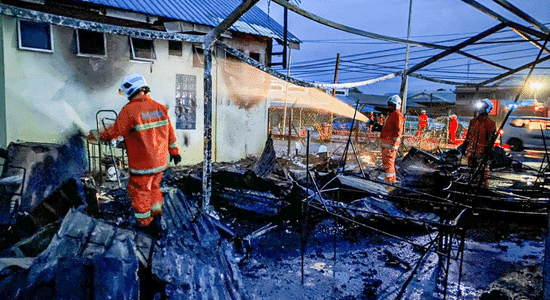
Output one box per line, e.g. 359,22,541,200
406,24,509,75
492,0,550,34
202,0,259,212
460,0,547,39
478,54,550,86
272,0,511,69
0,4,203,43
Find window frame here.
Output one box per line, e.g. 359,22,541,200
168,40,183,57
75,29,107,58
17,19,54,53
129,37,156,62
192,44,204,68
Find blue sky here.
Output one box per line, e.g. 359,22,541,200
257,0,550,95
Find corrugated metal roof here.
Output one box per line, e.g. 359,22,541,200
74,0,300,43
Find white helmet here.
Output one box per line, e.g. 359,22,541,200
421,110,426,114
475,98,493,114
387,95,402,110
119,72,148,99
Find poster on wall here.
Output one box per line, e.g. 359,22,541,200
175,74,197,130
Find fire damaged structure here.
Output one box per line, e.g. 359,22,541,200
1,0,550,299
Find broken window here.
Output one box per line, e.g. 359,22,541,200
169,40,183,56
76,29,106,57
175,74,197,130
130,37,156,61
192,44,203,68
17,19,53,53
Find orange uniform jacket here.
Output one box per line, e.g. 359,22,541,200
464,115,495,158
100,94,180,175
381,110,405,149
418,114,428,130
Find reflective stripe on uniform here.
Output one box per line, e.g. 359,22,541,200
135,119,169,131
393,137,400,141
129,164,167,175
170,142,178,149
151,203,162,212
135,210,151,219
385,172,395,178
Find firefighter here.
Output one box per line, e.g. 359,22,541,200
463,99,496,187
88,72,181,231
448,114,458,144
380,95,405,185
416,110,428,136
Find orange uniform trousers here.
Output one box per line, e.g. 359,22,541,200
128,172,164,226
382,147,398,184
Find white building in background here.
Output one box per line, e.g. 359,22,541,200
0,0,300,164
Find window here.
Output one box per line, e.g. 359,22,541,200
175,74,197,130
130,37,156,61
76,29,106,57
17,19,53,53
249,52,261,63
168,40,182,56
192,44,203,68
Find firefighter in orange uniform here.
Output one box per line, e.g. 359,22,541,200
416,110,428,136
448,114,458,144
89,73,180,230
380,95,405,185
463,99,496,187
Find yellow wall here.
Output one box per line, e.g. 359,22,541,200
0,15,270,165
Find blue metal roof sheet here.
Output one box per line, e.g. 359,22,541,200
73,0,300,43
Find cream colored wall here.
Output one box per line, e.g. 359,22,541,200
213,39,270,161
1,15,270,164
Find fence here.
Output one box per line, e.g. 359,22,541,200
268,107,458,162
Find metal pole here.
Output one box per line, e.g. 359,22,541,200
545,205,550,300
202,0,259,212
202,47,213,211
282,49,292,151
332,53,341,97
301,130,311,285
283,3,288,69
287,108,293,156
399,0,413,114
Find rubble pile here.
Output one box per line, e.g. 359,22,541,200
0,135,547,299
0,187,247,300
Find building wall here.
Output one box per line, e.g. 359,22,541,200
0,15,269,164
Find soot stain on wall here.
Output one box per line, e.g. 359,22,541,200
65,32,129,91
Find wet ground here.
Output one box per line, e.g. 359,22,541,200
235,215,544,300
233,149,548,300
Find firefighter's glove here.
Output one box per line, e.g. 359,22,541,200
170,154,182,165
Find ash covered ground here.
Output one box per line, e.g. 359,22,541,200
231,212,544,300
0,136,548,300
